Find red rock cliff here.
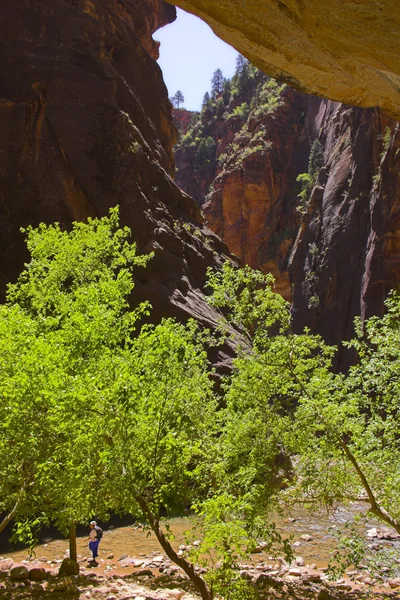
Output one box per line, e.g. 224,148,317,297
174,66,400,364
0,0,234,346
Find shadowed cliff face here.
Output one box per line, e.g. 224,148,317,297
290,101,400,365
174,75,400,365
173,0,400,120
0,0,236,353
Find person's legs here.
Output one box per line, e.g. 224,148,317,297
92,540,100,559
89,540,99,560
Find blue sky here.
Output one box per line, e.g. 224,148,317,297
155,8,238,112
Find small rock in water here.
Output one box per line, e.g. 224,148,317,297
106,554,114,560
292,541,302,547
288,568,302,577
151,555,164,563
366,527,378,538
389,578,400,589
300,534,313,542
295,557,305,567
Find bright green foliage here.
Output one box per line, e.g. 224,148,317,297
190,494,291,600
207,262,290,346
101,318,219,518
0,208,152,539
207,262,400,563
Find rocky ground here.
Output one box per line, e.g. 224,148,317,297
1,538,399,600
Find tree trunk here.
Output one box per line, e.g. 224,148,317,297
69,523,77,562
137,498,213,600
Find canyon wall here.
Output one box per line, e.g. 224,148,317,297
173,0,400,120
0,0,236,362
174,70,400,363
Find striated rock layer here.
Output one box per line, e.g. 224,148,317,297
173,0,400,120
174,82,400,365
290,99,400,365
0,0,235,357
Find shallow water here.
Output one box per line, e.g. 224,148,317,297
2,502,394,571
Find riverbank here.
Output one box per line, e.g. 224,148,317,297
1,507,400,599
1,545,400,600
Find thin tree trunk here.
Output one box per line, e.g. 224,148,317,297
0,493,23,534
339,439,400,534
69,523,77,562
137,498,213,600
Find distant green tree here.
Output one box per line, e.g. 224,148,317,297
296,139,325,214
202,91,211,109
172,89,185,109
196,136,216,170
235,53,248,75
308,138,324,179
222,78,231,106
211,68,224,97
215,97,225,119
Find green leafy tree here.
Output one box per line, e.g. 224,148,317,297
1,208,152,557
207,263,400,551
3,211,277,599
296,139,325,214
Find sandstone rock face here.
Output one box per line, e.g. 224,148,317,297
203,86,308,300
173,0,400,120
173,109,193,136
0,0,234,349
174,80,400,365
290,100,400,364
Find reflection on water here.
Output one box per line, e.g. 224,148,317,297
1,503,397,570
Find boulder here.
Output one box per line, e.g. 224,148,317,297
58,558,80,576
0,558,13,571
10,566,29,580
29,567,48,581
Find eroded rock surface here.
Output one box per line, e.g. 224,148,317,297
174,75,400,365
173,0,400,119
0,0,235,353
